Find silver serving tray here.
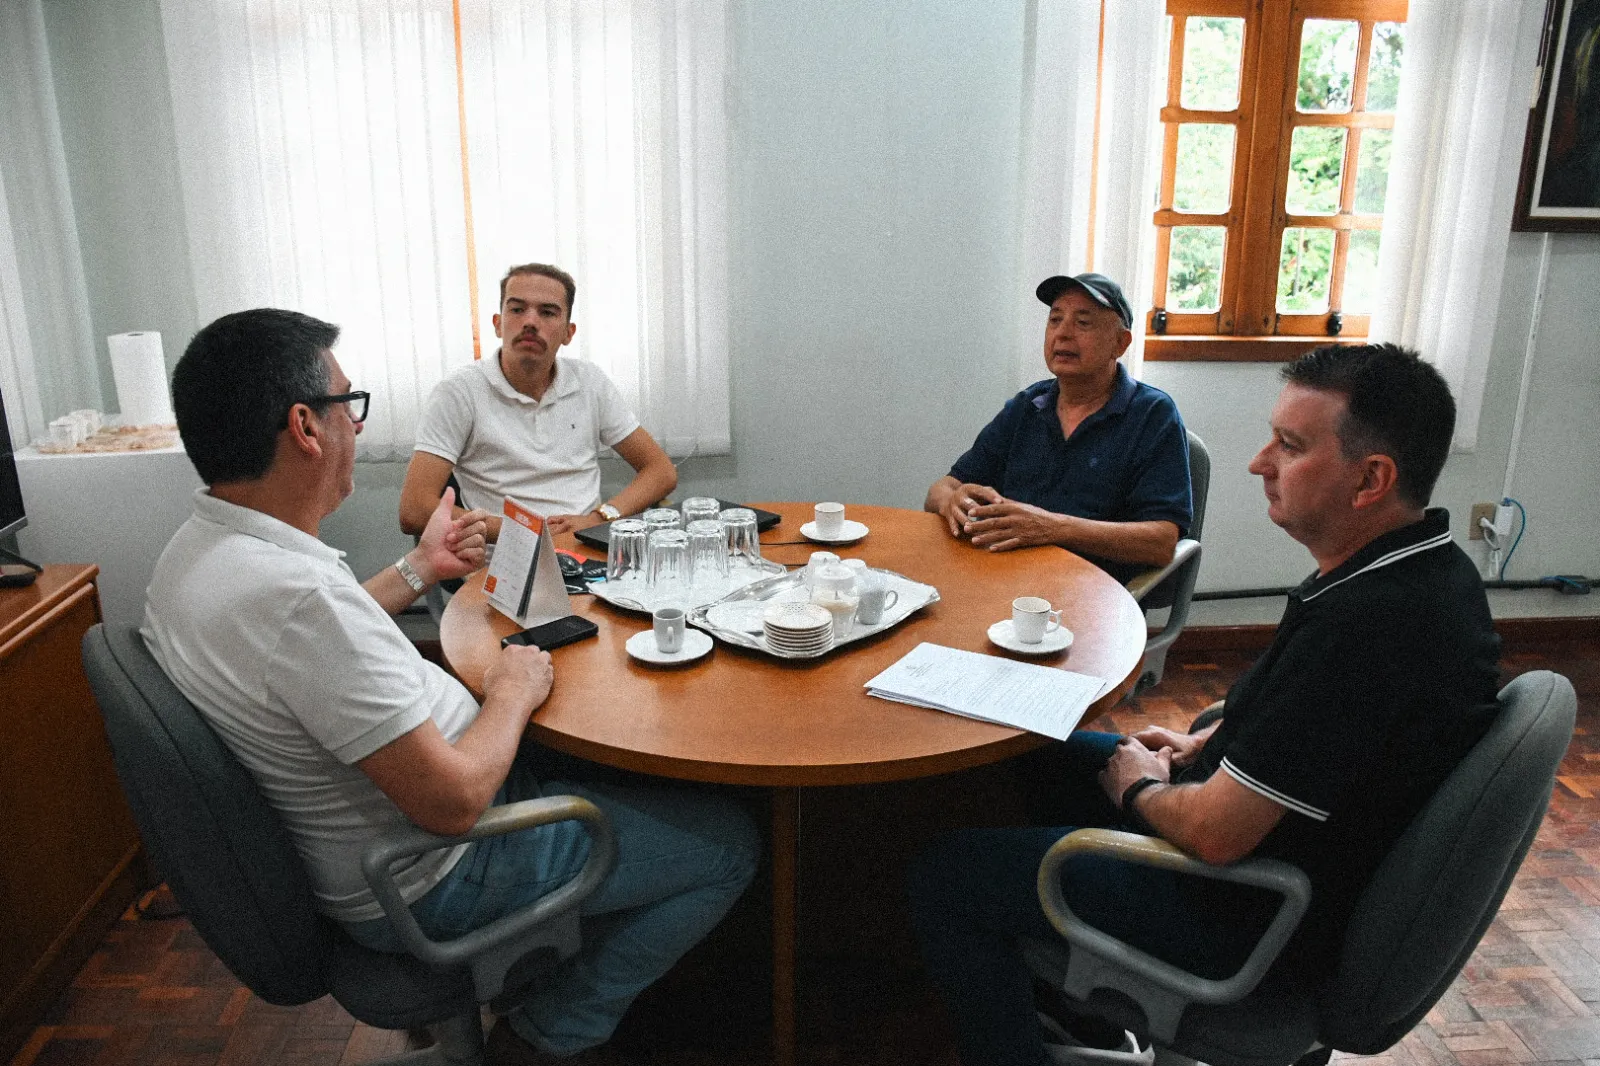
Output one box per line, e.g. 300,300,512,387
586,558,788,614
687,568,939,659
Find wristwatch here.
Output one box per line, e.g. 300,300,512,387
1120,775,1164,834
596,503,622,522
394,555,427,593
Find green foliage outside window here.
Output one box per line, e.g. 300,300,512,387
1160,12,1404,329
1181,17,1245,110
1169,227,1226,312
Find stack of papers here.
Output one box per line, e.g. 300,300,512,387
865,642,1109,740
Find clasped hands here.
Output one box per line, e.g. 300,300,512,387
413,487,492,585
941,483,1062,552
1097,725,1206,808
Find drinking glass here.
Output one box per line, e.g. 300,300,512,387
643,507,682,533
646,529,690,596
681,497,722,527
606,518,649,584
720,508,763,571
686,519,730,592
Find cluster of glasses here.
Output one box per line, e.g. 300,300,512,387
605,497,765,602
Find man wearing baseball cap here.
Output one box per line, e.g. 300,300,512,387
924,272,1191,584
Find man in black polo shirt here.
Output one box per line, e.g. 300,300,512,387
924,272,1191,584
909,343,1501,1066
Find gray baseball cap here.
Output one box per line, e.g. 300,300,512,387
1035,272,1134,330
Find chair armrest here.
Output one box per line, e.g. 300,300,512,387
362,795,617,1000
1126,539,1201,603
1190,701,1225,734
1035,827,1310,1043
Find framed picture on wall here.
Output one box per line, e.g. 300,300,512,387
1513,0,1600,231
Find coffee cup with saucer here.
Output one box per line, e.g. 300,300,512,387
626,606,713,664
989,597,1073,654
800,503,870,544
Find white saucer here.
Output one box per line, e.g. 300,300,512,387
987,619,1073,655
800,519,869,545
626,628,713,665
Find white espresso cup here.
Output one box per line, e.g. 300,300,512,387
1012,596,1063,644
855,573,900,627
814,501,845,538
653,606,686,654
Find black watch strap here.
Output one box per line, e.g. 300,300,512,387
1120,775,1164,825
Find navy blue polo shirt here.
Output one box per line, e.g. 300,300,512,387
948,364,1192,583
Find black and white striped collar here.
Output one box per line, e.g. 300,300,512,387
1295,508,1453,604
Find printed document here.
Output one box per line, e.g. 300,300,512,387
864,642,1108,740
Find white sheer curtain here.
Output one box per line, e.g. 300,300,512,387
0,0,99,448
1370,0,1547,451
160,0,730,461
1015,0,1166,384
458,0,730,457
0,172,42,452
161,0,472,461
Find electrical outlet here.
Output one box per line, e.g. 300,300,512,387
1469,502,1496,540
1494,503,1516,538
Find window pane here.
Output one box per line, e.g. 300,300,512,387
1278,228,1334,313
1174,124,1236,213
1343,230,1382,313
1354,129,1392,215
1167,227,1226,312
1286,127,1347,215
1296,19,1358,113
1181,17,1245,111
1366,22,1405,112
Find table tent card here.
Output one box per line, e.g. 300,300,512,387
484,499,572,628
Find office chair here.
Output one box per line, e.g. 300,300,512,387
82,623,617,1066
1126,431,1209,695
1022,669,1576,1066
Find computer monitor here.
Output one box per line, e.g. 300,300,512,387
0,382,28,540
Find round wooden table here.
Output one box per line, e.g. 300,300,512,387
440,503,1148,1065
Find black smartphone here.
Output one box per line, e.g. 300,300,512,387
501,614,600,650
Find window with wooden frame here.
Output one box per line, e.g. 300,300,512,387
1146,0,1407,362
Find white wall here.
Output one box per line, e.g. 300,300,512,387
23,0,1600,621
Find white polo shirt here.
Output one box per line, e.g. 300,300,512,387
414,352,640,519
142,490,480,922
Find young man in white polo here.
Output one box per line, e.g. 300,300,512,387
400,263,678,540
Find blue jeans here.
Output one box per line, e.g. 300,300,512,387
907,731,1277,1066
345,751,758,1056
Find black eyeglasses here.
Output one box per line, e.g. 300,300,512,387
304,391,370,424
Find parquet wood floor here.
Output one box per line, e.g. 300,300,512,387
13,641,1600,1066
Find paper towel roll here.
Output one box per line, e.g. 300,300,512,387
108,332,175,427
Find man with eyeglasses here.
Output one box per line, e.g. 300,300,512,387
144,309,757,1065
924,273,1191,585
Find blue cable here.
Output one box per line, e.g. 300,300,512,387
1499,497,1526,579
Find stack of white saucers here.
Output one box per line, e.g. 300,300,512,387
762,602,834,656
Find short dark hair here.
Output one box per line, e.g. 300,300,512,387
499,263,577,317
1282,342,1455,508
172,309,339,485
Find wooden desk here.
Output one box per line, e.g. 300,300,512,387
441,504,1147,1064
0,566,144,1063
